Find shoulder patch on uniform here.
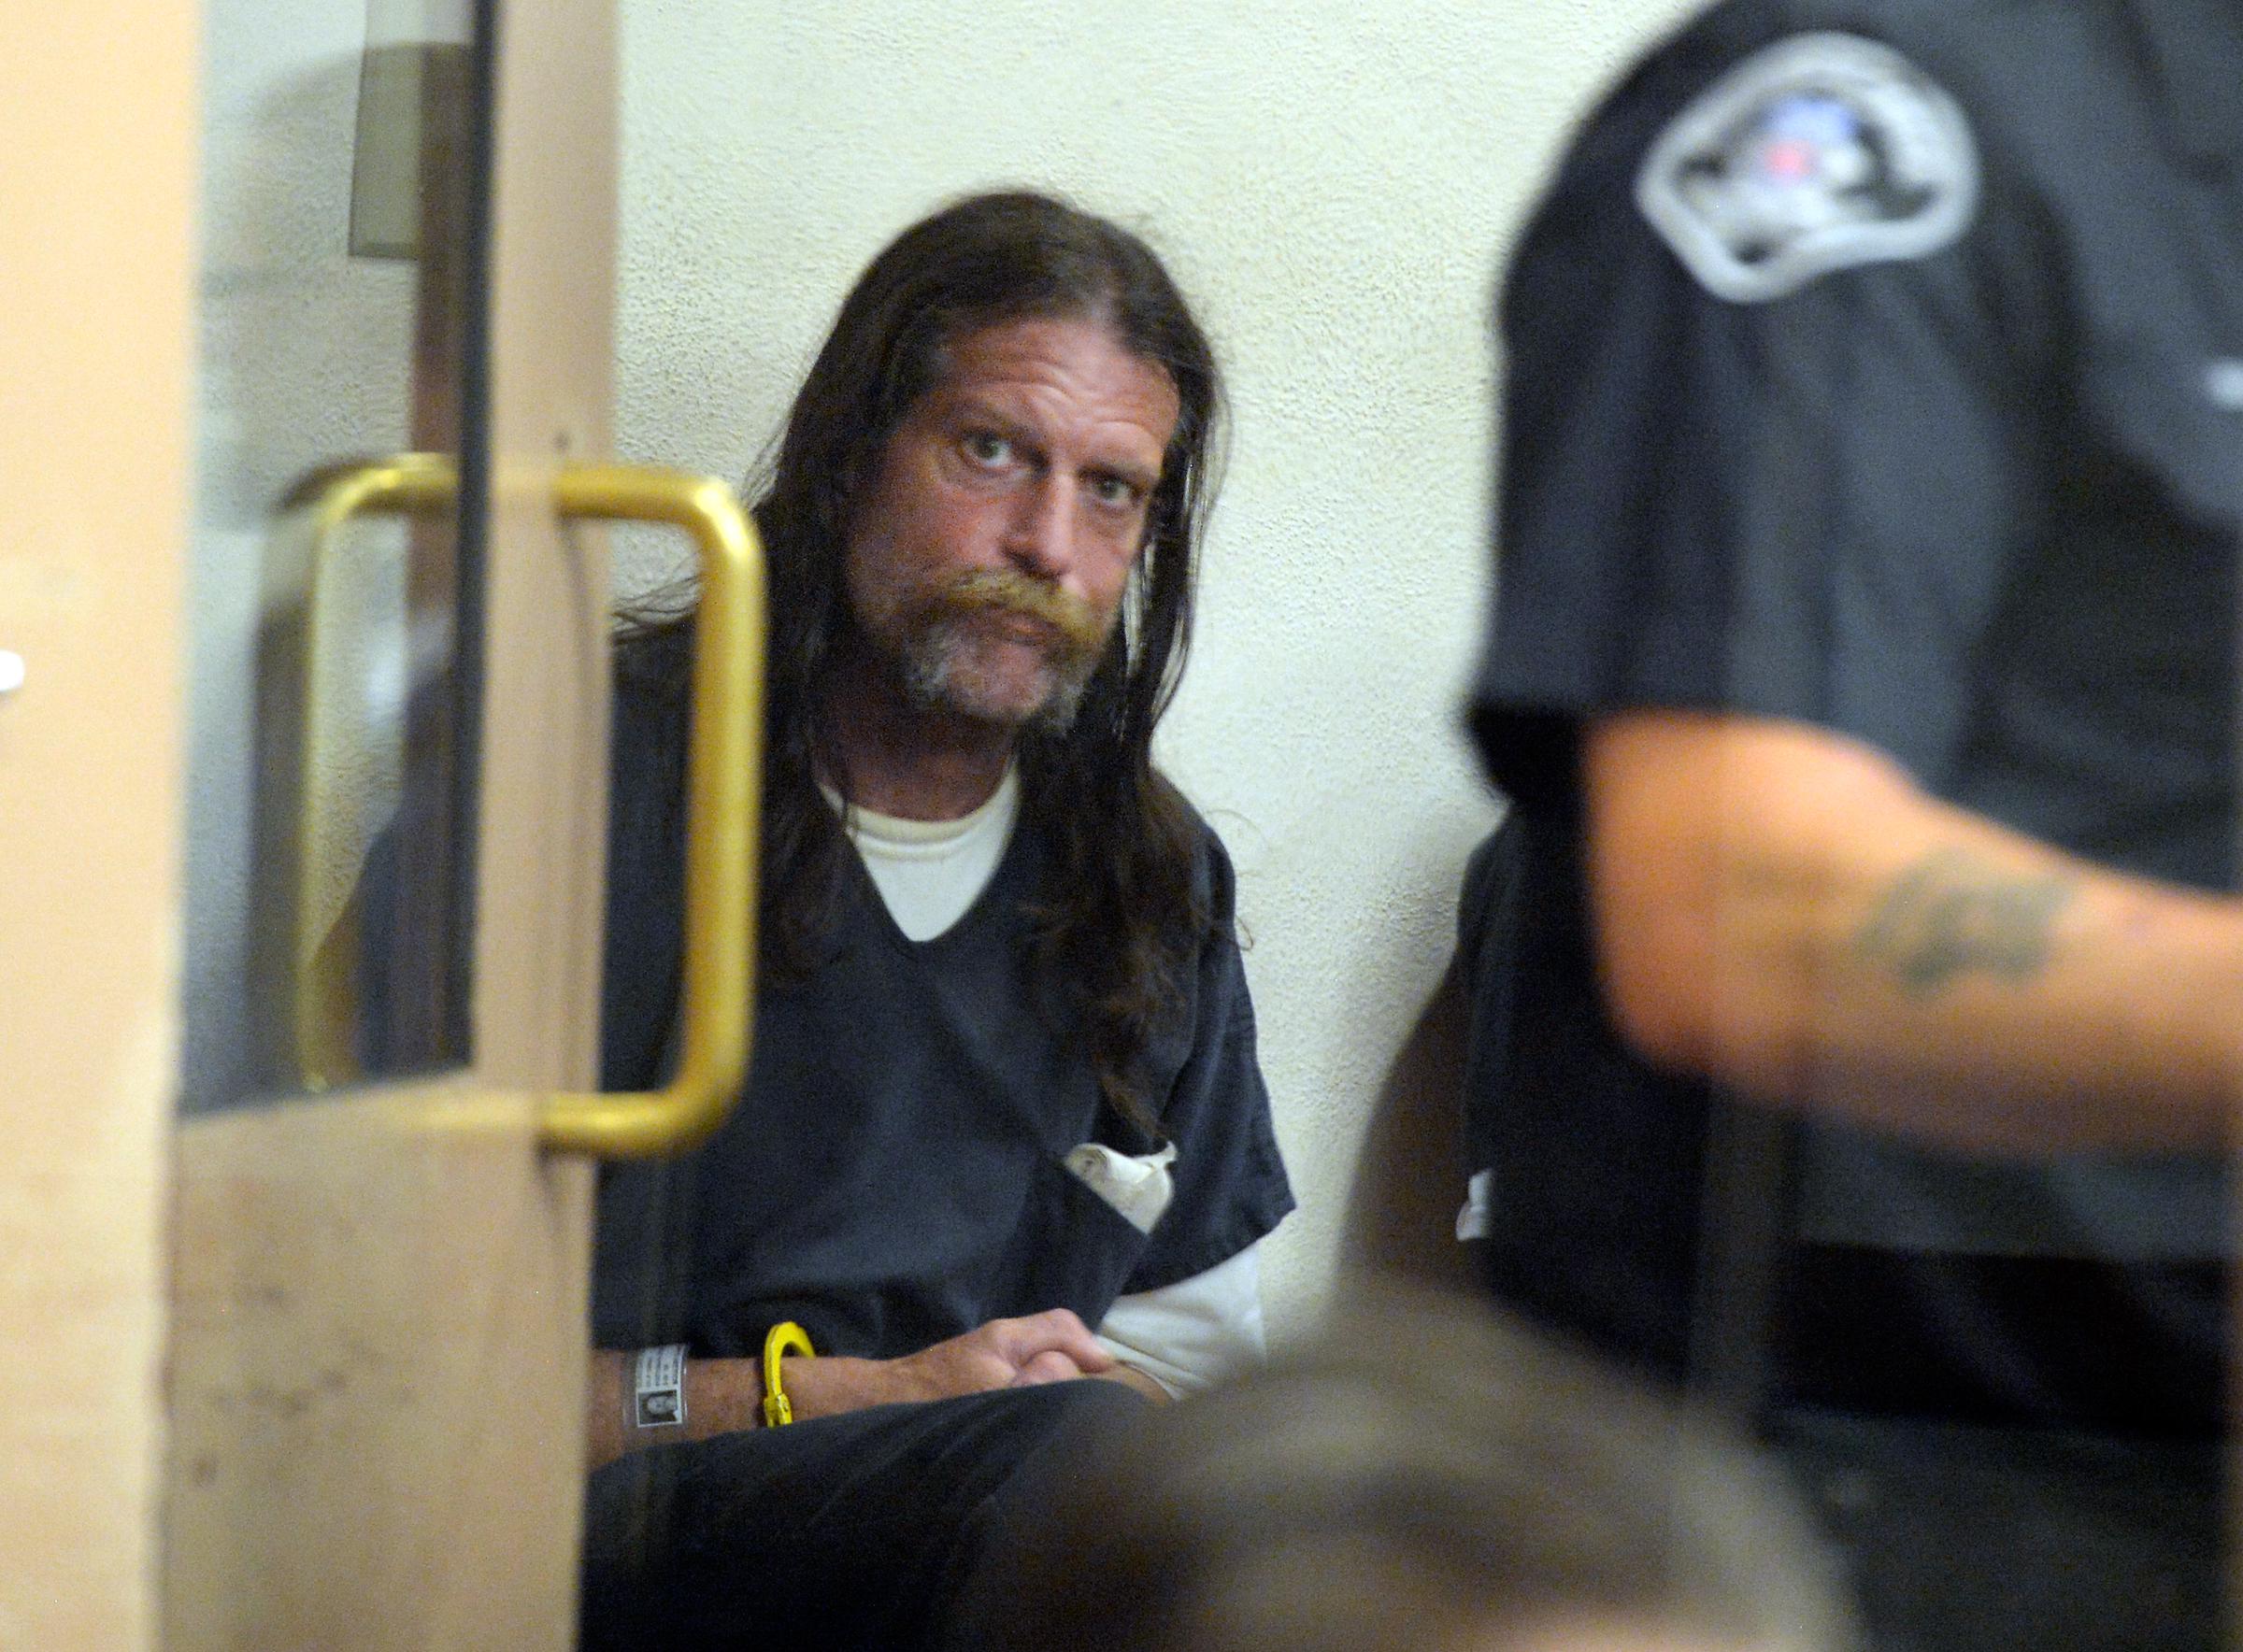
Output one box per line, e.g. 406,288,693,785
1635,32,1979,305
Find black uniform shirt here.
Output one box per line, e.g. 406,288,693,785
1470,0,2240,1431
591,652,1294,1362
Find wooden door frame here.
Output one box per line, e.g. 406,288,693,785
0,0,619,1643
163,0,618,1644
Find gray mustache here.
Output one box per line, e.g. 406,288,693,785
929,571,1106,654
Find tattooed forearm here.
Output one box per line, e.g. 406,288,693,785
1853,848,2078,997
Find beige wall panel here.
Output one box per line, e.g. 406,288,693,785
167,1092,591,1649
0,3,198,1646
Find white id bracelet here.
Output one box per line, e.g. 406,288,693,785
633,1344,688,1429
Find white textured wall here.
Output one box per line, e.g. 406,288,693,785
615,0,1701,1332
185,0,421,1109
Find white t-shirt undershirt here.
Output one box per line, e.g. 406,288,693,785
826,766,1021,942
826,770,1266,1396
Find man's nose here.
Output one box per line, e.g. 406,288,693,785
1001,474,1077,580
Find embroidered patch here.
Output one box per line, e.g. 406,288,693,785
1636,32,1979,304
2204,358,2243,411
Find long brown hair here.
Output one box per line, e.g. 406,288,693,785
625,191,1226,1139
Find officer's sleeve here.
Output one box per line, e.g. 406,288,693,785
1121,827,1294,1293
1471,25,2056,808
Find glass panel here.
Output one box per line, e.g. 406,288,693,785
181,0,489,1112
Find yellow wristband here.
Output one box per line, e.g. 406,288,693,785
762,1320,815,1427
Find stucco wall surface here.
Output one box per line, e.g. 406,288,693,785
185,0,421,1109
614,0,1704,1332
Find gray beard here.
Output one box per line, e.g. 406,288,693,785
899,615,1095,736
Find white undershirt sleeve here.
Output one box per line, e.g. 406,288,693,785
1094,1242,1267,1399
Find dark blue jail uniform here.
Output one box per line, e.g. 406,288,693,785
582,644,1293,1650
1467,1,2239,1645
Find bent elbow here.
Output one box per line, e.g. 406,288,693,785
1596,929,1720,1078
1595,922,1807,1105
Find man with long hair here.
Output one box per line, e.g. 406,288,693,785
578,191,1293,1649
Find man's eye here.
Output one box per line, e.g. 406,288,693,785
1088,475,1141,509
963,433,1012,466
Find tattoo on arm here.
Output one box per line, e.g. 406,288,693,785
1853,849,2077,998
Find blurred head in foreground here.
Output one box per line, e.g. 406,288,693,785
985,1285,1852,1652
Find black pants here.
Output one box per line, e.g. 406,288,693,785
580,1378,1147,1652
1772,1409,2222,1652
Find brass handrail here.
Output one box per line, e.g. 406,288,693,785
290,453,458,1091
288,456,764,1159
538,463,764,1157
